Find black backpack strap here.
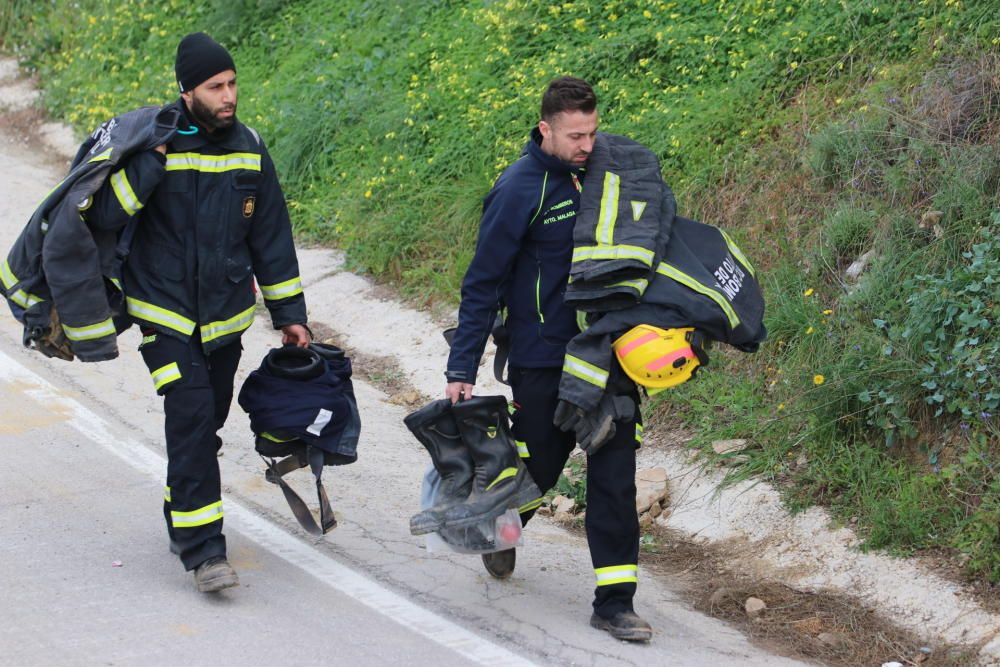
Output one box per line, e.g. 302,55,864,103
442,309,511,386
491,320,510,386
262,450,337,536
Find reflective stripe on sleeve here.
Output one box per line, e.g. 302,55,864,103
165,152,261,173
1,260,44,309
151,362,181,391
635,423,644,445
126,297,196,336
572,244,655,267
62,318,115,342
562,354,609,389
111,169,143,216
164,486,171,503
171,500,224,528
596,171,620,246
199,304,256,343
259,276,303,301
595,564,638,587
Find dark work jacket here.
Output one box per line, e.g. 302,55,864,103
2,104,179,360
559,216,767,411
86,99,306,353
447,128,584,385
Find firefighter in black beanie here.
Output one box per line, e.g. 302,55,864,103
84,32,310,592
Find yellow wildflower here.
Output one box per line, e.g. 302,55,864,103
813,375,825,385
804,288,814,296
806,326,814,334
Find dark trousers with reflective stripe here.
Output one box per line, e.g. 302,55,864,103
509,367,641,619
139,330,242,571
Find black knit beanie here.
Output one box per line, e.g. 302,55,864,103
175,32,236,93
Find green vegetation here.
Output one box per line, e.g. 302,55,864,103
2,0,997,582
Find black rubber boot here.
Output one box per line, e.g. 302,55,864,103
439,396,541,529
405,399,474,535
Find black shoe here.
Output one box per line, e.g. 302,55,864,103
193,556,239,593
481,548,515,579
590,611,652,642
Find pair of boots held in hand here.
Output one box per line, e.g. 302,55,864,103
406,395,541,536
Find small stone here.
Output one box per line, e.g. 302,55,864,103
918,210,943,229
845,249,875,282
744,597,766,619
712,439,748,455
535,506,552,517
818,632,850,649
639,513,653,530
554,496,576,514
880,663,904,667
723,454,750,466
635,467,668,483
649,502,662,518
709,587,734,607
795,453,808,468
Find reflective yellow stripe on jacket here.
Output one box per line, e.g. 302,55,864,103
1,259,44,309
562,354,608,389
572,244,655,267
110,169,143,216
596,171,620,246
126,296,196,336
259,276,303,301
200,305,256,343
655,262,740,329
165,152,261,173
62,318,115,342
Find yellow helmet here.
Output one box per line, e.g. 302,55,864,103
612,325,707,392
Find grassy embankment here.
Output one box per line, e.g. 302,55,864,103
2,0,997,584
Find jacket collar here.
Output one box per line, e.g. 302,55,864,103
525,126,586,175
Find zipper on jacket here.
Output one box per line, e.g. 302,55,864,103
535,265,545,324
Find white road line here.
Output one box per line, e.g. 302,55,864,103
0,349,538,667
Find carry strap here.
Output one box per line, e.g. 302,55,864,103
442,314,511,386
262,449,337,536
491,322,510,386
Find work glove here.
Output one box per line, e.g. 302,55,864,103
29,307,75,361
553,393,636,456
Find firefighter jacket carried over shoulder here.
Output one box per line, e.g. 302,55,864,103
2,104,181,361
86,99,307,353
559,213,767,411
565,132,676,312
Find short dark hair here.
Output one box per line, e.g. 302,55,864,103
540,76,597,121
